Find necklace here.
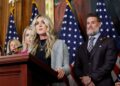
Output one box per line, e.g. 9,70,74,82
39,40,46,51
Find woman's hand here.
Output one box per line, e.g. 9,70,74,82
56,68,65,79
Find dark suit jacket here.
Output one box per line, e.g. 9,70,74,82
74,35,118,86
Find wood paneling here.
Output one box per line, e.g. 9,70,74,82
0,0,2,44
1,0,9,48
54,0,91,38
0,0,45,48
54,0,66,32
72,0,91,38
0,54,69,86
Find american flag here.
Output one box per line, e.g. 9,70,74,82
4,13,19,53
59,4,84,64
96,0,120,81
30,2,39,24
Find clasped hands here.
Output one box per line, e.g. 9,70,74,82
80,76,95,86
115,82,120,86
56,68,65,79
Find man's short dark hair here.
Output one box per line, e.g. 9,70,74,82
86,13,101,22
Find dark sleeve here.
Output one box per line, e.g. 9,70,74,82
89,38,118,82
74,46,83,78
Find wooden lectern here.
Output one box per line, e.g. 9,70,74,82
0,54,69,86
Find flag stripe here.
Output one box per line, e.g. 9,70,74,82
114,64,120,76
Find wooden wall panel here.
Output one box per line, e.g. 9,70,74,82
15,0,22,41
72,0,91,37
1,0,9,48
21,0,32,37
0,0,2,44
36,0,45,15
54,0,91,37
54,0,66,32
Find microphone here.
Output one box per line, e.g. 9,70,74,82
7,45,23,55
16,45,23,49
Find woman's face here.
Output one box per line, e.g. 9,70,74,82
35,17,48,36
10,41,19,53
24,29,34,46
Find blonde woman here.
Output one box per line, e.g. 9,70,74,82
31,15,70,86
21,26,36,54
6,39,22,55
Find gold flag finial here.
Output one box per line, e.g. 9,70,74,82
9,0,16,14
10,6,15,14
32,0,38,8
65,0,74,12
9,0,15,7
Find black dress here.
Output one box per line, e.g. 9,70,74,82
35,40,51,67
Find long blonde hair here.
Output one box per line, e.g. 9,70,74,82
22,26,36,53
31,15,57,58
6,39,21,55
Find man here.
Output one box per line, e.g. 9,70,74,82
74,13,118,86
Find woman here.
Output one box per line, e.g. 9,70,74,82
21,26,36,54
31,15,70,86
6,39,22,55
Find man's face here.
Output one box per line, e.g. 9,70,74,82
86,17,101,36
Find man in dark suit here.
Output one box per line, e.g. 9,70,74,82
74,13,118,86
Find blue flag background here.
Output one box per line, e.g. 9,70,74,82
30,2,39,24
59,4,84,64
96,0,120,49
96,0,120,81
4,13,19,53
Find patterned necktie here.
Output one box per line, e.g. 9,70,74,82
87,36,95,52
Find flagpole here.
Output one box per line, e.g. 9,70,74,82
10,5,15,15
65,0,74,13
32,0,38,7
9,0,15,14
4,0,19,53
32,0,35,3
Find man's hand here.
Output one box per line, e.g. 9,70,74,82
115,82,120,86
88,81,95,86
80,76,91,86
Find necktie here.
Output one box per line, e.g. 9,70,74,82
87,37,95,52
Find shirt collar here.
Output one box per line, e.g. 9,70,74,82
89,32,101,40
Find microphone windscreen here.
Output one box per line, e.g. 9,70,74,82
17,45,23,49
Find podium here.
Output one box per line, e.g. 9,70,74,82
0,54,69,86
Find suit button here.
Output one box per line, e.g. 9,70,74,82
88,63,91,65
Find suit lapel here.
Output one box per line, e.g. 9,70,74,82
90,35,103,59
83,41,90,59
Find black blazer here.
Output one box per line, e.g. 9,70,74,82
74,35,118,86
